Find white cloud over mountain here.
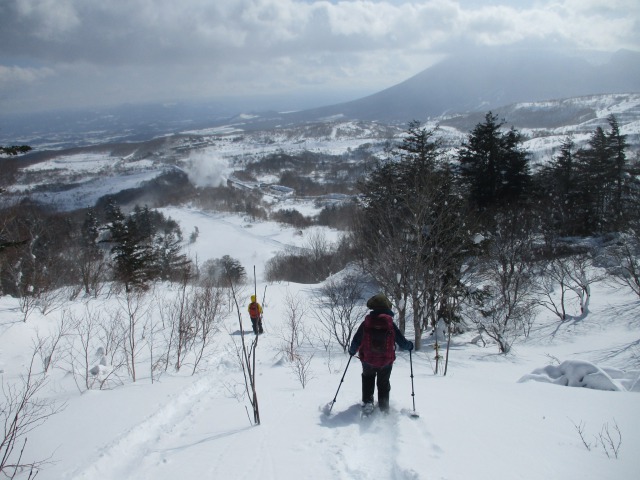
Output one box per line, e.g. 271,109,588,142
1,0,638,114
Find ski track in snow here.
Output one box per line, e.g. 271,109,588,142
67,374,220,480
395,411,443,479
323,406,434,480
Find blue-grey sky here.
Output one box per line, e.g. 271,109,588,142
1,0,638,114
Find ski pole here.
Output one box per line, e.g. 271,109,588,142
327,355,353,414
409,349,417,415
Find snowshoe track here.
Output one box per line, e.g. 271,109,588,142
67,375,219,480
324,404,431,479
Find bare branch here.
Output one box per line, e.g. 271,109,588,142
0,351,63,477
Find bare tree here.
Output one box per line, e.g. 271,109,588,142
471,213,538,353
279,291,307,362
190,281,226,374
352,201,412,333
280,290,315,388
145,305,163,384
598,420,623,459
76,245,107,298
572,418,623,459
65,307,97,392
34,312,74,373
354,151,475,351
535,253,605,321
535,257,573,321
313,273,365,353
18,288,38,324
36,285,72,317
0,351,63,478
3,206,77,318
291,351,315,389
91,308,128,391
171,278,194,372
155,276,225,376
65,307,110,392
306,230,332,280
117,289,151,382
157,279,196,373
607,232,640,298
228,281,260,425
563,254,605,318
60,306,126,392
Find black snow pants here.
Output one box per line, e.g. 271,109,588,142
361,362,393,411
251,317,263,334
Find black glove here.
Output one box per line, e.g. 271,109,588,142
408,341,414,351
348,347,356,356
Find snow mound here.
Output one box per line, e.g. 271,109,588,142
603,366,640,392
518,360,640,392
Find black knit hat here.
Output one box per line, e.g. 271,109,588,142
366,293,392,310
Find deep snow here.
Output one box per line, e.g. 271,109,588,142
1,210,639,480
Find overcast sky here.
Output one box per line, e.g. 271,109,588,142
1,0,638,115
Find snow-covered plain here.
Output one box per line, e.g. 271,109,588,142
1,209,639,480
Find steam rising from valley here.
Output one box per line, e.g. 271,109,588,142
184,151,229,188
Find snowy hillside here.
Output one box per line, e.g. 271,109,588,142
0,209,638,480
428,93,640,166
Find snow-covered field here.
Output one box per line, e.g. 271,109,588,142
1,209,639,480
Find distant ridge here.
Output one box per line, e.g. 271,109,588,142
280,48,640,124
3,49,639,149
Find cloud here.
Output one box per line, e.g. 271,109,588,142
14,0,80,39
0,0,638,114
5,0,636,63
0,65,55,86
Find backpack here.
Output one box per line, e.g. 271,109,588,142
249,302,260,318
360,313,395,367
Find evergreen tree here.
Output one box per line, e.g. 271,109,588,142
535,115,634,237
106,202,156,291
77,208,106,295
606,115,629,229
154,226,191,282
572,115,631,234
0,145,32,190
457,112,531,214
105,201,190,290
577,126,609,232
397,120,441,168
537,136,582,236
81,208,100,246
0,145,31,156
218,255,246,285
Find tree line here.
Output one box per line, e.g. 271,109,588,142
353,113,639,354
0,198,248,307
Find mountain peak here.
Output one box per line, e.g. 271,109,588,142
289,48,640,123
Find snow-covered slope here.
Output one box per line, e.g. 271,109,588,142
0,209,638,480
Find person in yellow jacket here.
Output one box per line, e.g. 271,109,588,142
248,295,263,334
